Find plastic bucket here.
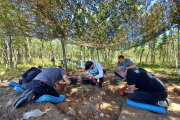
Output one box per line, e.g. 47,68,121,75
113,77,123,86
82,77,90,85
69,77,78,85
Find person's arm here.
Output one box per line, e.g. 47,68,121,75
94,69,103,79
125,64,136,72
125,59,136,72
124,85,135,93
62,75,71,84
88,70,94,77
55,81,62,87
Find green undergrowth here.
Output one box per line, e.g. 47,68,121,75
0,60,179,82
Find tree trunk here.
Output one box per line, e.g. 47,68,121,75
50,41,55,66
1,39,7,67
84,46,85,61
80,46,82,60
159,49,161,62
140,45,145,64
152,41,156,65
24,43,28,62
41,39,44,67
178,26,180,66
12,45,18,69
166,37,169,62
146,43,150,63
26,37,32,65
60,38,67,69
17,42,21,63
169,44,173,62
163,45,166,63
5,40,9,64
8,36,13,71
97,48,100,62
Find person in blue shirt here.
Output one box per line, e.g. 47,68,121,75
115,55,136,78
85,61,105,89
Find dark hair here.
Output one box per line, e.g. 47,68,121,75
85,61,93,70
37,66,42,69
58,65,62,68
118,55,124,59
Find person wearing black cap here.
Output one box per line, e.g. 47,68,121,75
85,61,105,89
117,66,171,108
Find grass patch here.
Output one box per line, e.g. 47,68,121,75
0,60,179,82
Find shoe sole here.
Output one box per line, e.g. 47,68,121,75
166,98,171,106
158,101,168,108
15,90,35,109
13,89,31,107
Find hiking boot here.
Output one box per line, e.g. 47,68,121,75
157,101,168,108
13,89,31,107
14,90,35,109
166,98,171,106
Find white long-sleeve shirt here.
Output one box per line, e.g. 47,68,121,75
87,60,105,79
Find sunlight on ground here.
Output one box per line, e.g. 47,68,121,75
6,100,13,107
169,103,180,112
45,108,52,113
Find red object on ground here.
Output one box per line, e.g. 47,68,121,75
89,77,96,83
166,78,168,80
120,90,124,96
60,83,66,87
103,65,106,68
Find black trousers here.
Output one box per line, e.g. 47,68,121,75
29,80,59,100
127,89,167,105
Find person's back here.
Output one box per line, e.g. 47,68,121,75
22,68,42,84
34,67,66,87
126,67,166,91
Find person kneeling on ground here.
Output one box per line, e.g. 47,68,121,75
20,66,45,90
114,55,136,78
85,61,106,89
13,66,71,108
118,66,171,108
19,66,43,84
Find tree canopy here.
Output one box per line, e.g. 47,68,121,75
0,0,179,49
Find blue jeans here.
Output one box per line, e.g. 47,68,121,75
128,89,167,105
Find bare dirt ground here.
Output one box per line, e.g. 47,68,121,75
0,68,180,120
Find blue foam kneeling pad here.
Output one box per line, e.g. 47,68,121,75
14,86,25,93
35,94,65,103
127,98,166,114
8,81,20,87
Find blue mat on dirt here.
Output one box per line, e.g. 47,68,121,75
8,81,20,87
127,98,166,114
35,94,65,103
14,85,25,93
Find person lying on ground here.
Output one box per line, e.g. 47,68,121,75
114,55,136,77
85,60,106,89
13,66,71,108
20,66,45,90
117,66,171,108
